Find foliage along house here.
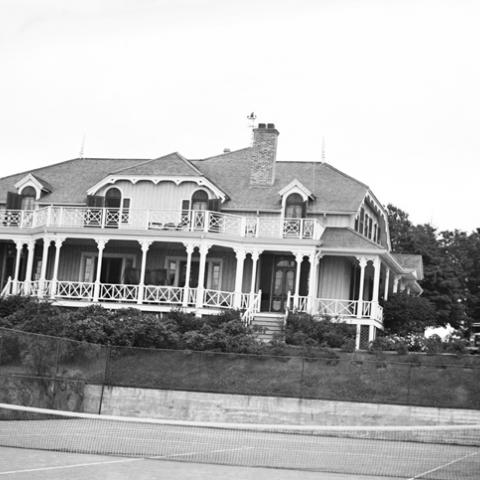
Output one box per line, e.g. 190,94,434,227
0,123,422,348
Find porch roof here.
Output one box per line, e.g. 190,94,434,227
320,227,385,251
392,253,424,280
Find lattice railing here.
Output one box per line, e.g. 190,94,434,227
143,286,184,305
282,218,318,239
314,298,358,317
56,281,95,299
311,298,383,324
0,209,35,228
1,207,322,240
99,284,139,302
203,289,235,309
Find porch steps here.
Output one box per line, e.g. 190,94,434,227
251,313,286,342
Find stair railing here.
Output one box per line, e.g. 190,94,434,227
0,277,12,297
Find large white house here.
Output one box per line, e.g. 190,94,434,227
0,123,422,348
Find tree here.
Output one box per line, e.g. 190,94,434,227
383,293,437,336
386,204,472,330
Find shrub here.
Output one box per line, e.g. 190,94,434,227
286,313,355,349
444,336,469,355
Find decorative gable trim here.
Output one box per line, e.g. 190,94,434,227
278,179,314,201
87,175,228,202
14,174,51,200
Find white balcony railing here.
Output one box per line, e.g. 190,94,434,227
1,280,262,316
0,207,323,240
143,285,186,305
287,294,383,324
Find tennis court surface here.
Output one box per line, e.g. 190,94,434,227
0,403,479,479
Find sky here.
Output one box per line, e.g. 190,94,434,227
0,0,479,232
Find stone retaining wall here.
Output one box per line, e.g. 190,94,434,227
84,384,480,426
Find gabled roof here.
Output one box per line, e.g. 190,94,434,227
320,227,385,251
278,178,314,200
392,254,424,280
192,148,368,213
111,152,203,177
0,158,147,204
0,146,370,213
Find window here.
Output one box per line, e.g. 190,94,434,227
20,186,36,210
166,256,222,289
359,208,365,234
105,187,122,209
191,190,208,211
285,193,304,218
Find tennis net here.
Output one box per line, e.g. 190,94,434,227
0,402,479,479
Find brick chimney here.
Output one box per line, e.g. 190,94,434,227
249,123,279,186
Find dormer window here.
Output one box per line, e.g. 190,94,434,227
20,186,36,210
285,193,305,218
191,190,208,211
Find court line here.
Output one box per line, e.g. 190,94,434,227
407,451,479,479
0,458,141,476
0,446,254,476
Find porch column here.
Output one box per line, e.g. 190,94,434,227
93,239,107,302
372,256,381,303
195,243,210,310
307,252,320,314
393,275,400,294
234,248,246,309
293,253,304,310
50,238,65,299
183,243,195,307
250,250,260,295
24,240,36,295
355,324,361,350
368,325,376,343
137,240,152,305
13,241,23,294
356,256,367,318
384,267,390,301
38,237,51,298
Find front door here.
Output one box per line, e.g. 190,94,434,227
270,257,296,312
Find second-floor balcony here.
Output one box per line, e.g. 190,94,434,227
0,207,323,241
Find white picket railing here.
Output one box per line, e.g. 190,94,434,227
0,207,323,240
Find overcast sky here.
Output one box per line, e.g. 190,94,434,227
1,0,479,232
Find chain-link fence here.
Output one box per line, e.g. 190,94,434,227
1,327,480,412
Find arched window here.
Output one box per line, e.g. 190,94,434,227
191,190,208,211
20,186,36,210
285,193,304,218
105,187,122,209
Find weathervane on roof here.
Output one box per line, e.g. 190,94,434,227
247,112,257,129
321,136,326,162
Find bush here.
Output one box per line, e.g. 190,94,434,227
286,313,355,349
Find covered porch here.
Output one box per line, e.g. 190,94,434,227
0,235,400,348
